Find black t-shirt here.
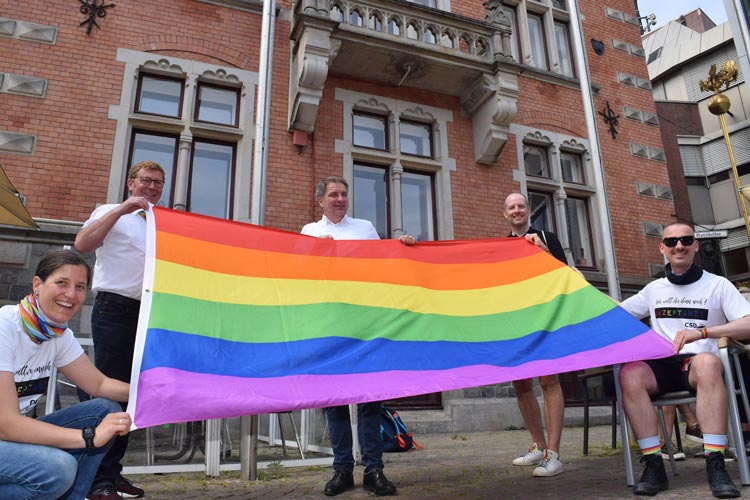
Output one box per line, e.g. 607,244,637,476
508,227,568,265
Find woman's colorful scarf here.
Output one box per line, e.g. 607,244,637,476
19,294,67,344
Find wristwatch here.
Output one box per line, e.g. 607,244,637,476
82,426,96,449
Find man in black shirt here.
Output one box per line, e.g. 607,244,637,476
504,192,568,477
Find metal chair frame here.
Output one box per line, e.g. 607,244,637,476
616,338,750,487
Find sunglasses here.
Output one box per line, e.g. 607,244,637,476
662,235,695,247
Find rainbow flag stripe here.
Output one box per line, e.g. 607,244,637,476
128,207,672,428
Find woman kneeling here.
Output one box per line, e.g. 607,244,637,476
0,249,132,499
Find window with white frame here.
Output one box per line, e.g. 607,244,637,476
554,21,574,77
524,144,550,178
135,74,183,118
400,120,432,157
502,7,520,62
528,191,555,231
409,0,436,7
560,151,584,183
564,196,594,268
353,112,388,150
527,13,548,70
336,88,456,241
516,126,597,269
110,49,257,221
503,0,576,78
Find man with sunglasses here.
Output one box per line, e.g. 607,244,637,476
74,160,166,500
619,223,750,498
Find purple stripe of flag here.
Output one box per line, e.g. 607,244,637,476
133,330,671,427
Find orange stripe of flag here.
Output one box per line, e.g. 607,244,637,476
155,231,563,290
153,207,542,264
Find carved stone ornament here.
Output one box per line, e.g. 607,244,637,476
462,70,519,164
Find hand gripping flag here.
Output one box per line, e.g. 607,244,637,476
127,207,671,428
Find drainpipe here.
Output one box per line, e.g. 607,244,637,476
568,1,621,299
250,0,276,225
242,0,275,482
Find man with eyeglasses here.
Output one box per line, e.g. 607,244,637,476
74,160,166,500
619,223,750,498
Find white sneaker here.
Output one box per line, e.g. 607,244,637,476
660,445,685,461
533,449,563,477
513,443,544,466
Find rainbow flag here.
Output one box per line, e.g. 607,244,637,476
128,207,671,429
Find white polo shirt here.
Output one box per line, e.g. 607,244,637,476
83,204,149,300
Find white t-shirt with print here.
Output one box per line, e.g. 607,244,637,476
621,271,750,355
0,305,84,415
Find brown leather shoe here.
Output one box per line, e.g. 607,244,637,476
324,470,354,496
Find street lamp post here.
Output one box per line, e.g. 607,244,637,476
700,60,750,241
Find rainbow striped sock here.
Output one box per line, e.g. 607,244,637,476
703,434,727,455
638,436,661,456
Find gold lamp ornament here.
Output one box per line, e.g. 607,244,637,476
699,60,750,240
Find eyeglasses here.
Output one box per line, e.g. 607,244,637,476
662,235,695,247
135,177,164,188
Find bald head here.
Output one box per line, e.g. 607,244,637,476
504,192,530,235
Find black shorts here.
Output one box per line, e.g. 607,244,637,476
645,354,696,396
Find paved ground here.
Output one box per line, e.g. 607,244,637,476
124,425,750,499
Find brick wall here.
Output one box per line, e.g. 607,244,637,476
0,0,674,283
0,0,264,221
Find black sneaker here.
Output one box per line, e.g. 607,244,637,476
705,452,741,498
634,454,668,496
114,475,144,498
86,485,123,500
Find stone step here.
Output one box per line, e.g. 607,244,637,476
396,400,617,435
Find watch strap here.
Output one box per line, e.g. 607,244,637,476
82,426,96,449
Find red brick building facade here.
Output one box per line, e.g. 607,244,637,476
0,0,672,420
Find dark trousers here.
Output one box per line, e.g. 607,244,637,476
90,292,140,489
326,401,385,474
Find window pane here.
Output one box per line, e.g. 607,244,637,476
196,84,238,126
353,113,387,150
400,121,432,157
130,132,177,206
189,141,234,219
529,191,555,232
527,15,548,70
423,28,437,44
368,14,382,31
402,171,435,241
552,0,567,10
524,145,549,177
554,22,574,77
725,247,750,276
137,75,182,117
561,152,584,183
565,197,595,268
388,18,401,35
407,23,419,40
409,0,436,6
353,164,388,239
